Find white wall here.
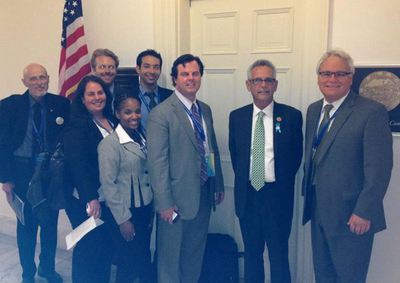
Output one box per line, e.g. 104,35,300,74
0,0,154,99
330,1,400,282
330,0,400,65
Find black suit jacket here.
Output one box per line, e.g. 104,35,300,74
229,102,303,234
157,86,173,103
0,91,70,183
63,112,109,204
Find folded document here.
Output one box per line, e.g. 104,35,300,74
7,192,25,225
66,216,104,250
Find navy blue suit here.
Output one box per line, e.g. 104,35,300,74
229,102,302,283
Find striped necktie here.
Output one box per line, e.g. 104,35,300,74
191,103,208,186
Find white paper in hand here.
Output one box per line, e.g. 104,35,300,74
66,216,104,250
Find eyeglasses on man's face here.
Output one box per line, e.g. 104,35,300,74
318,71,352,78
249,77,277,86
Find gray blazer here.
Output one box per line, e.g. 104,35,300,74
147,93,224,219
98,125,153,225
302,91,393,235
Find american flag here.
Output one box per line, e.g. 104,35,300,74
58,0,91,99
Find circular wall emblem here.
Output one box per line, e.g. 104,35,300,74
359,71,400,111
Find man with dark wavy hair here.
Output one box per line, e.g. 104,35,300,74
147,54,224,283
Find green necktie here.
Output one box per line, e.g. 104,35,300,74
251,111,265,190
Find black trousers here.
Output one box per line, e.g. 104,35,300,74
65,196,112,283
102,203,153,283
13,157,59,280
239,182,291,283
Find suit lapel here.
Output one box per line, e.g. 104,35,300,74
313,93,355,165
199,101,213,150
306,100,323,159
170,94,199,151
122,142,146,159
241,105,253,171
44,94,57,134
20,91,31,128
272,103,282,159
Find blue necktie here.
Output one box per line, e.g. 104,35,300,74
191,104,208,186
145,92,156,110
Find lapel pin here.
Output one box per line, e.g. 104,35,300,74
56,117,64,125
275,117,282,133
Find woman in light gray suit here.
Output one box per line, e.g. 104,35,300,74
98,93,153,283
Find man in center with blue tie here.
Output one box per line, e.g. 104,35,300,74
229,59,303,283
147,54,224,283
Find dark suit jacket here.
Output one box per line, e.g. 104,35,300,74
0,91,70,183
156,86,173,103
147,93,224,219
302,91,393,235
132,85,173,106
113,82,127,97
229,102,303,235
63,112,111,204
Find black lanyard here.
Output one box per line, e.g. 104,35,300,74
132,129,147,156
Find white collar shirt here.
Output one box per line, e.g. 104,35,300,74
175,90,209,154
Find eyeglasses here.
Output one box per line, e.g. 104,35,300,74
249,77,276,85
318,71,352,78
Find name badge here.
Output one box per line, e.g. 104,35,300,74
206,152,216,177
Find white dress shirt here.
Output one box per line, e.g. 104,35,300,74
175,90,210,154
318,91,349,132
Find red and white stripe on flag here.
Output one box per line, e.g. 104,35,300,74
58,0,91,99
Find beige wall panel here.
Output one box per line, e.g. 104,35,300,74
252,8,294,53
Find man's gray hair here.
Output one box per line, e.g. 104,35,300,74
247,59,277,79
316,49,355,74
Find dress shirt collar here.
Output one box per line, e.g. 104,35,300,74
321,91,349,114
175,89,198,110
28,92,46,107
252,101,274,119
139,80,159,96
115,124,134,144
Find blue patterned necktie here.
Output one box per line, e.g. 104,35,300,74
191,103,208,186
317,104,334,142
145,92,156,110
251,111,265,190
